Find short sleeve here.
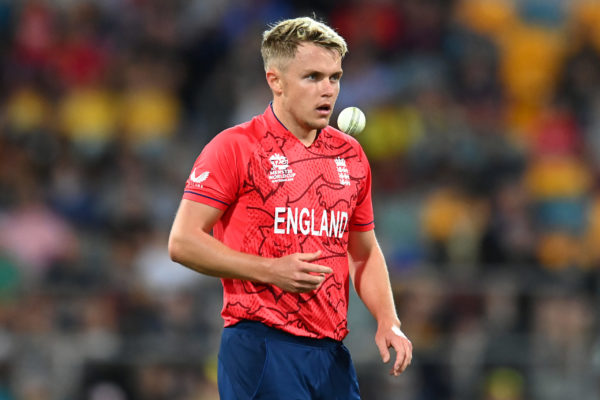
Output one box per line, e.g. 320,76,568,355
182,131,243,210
350,144,375,231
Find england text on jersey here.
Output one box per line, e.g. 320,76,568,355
273,207,348,238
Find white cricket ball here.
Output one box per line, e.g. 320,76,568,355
337,106,366,135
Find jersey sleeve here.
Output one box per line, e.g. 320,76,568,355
350,143,375,231
182,131,243,210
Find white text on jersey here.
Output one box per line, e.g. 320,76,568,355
273,207,348,238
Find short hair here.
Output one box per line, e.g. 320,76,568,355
261,16,348,71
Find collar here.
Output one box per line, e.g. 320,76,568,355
262,102,290,136
262,102,322,144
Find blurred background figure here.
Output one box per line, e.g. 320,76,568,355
2,0,600,398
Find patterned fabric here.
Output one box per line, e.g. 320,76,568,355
183,105,374,340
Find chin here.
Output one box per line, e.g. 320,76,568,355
311,119,330,130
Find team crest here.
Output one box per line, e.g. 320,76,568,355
268,153,296,183
335,158,350,186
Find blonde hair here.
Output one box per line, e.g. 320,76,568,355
261,16,347,71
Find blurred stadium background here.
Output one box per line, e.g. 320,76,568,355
1,0,600,399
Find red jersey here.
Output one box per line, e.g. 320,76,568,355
182,105,374,340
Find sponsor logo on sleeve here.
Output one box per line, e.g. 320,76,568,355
189,169,210,187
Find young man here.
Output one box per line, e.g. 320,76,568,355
168,16,412,399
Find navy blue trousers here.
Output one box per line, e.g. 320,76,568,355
218,320,361,400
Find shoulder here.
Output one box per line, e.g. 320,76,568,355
205,115,265,152
324,125,361,146
323,126,367,158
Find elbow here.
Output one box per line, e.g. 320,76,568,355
168,233,185,265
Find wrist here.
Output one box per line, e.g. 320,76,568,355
377,315,401,329
254,256,273,284
391,325,408,339
376,310,401,324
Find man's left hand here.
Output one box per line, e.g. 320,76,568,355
375,323,413,376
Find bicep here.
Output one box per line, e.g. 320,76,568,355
168,199,230,271
347,229,378,278
171,199,224,237
348,229,389,298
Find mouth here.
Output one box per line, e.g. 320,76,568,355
316,104,332,116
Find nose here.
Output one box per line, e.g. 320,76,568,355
321,79,336,97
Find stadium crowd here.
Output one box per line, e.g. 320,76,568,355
1,0,600,399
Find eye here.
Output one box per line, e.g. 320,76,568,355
328,72,342,84
306,73,318,80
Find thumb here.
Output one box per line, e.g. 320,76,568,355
297,250,322,262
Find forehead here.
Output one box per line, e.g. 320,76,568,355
287,42,342,72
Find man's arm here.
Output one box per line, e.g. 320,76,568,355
347,229,412,376
168,199,332,293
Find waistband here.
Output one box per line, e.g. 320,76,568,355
227,320,343,348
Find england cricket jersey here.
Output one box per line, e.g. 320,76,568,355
183,105,374,340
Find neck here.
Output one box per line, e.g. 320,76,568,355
271,101,317,146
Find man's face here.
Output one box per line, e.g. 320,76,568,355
276,43,343,133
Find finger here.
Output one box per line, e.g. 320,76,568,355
296,278,327,292
392,340,412,376
403,343,413,371
391,341,406,375
289,280,319,293
391,326,412,374
401,341,412,372
395,346,409,375
304,264,333,275
296,250,322,262
297,273,326,286
376,338,391,364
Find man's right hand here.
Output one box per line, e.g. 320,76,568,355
267,251,333,293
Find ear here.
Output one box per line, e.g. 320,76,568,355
266,68,283,96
